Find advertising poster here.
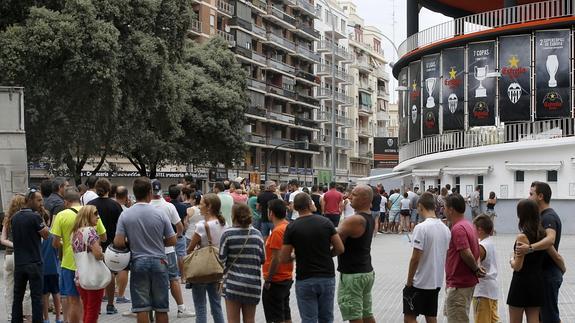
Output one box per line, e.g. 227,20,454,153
374,137,399,168
422,55,440,136
499,35,532,122
468,41,496,126
408,61,421,142
398,68,409,145
441,47,465,131
535,30,571,119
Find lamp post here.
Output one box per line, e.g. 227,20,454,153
264,141,309,184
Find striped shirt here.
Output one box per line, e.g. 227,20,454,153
219,227,265,304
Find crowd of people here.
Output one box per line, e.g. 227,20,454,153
0,174,566,323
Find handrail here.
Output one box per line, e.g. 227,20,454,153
398,0,574,58
399,118,575,162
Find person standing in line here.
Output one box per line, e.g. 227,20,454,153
445,184,453,195
400,192,411,233
507,199,565,323
516,182,565,323
229,181,248,204
280,193,345,323
87,178,124,313
443,194,484,323
262,199,294,323
468,186,481,219
388,189,402,234
247,186,262,232
256,181,279,241
41,205,63,323
337,185,376,323
287,179,304,221
485,192,497,234
214,181,234,227
51,189,107,323
44,177,68,218
110,185,131,306
321,182,344,228
403,192,451,323
114,186,131,211
149,180,195,318
378,188,388,234
342,188,355,219
220,204,265,323
114,177,176,323
310,185,322,215
437,188,448,223
11,189,50,323
369,186,382,237
472,215,500,323
407,188,420,231
168,185,190,285
80,176,99,206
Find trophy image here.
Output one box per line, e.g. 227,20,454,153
474,65,488,98
546,55,558,88
425,78,436,108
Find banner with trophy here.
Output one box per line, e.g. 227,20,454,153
468,41,496,127
408,61,421,142
422,55,440,136
535,30,571,119
499,35,531,122
398,67,409,145
441,47,465,131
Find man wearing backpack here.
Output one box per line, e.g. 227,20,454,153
387,189,402,234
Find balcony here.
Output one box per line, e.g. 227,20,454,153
377,87,388,98
229,17,251,31
358,82,373,93
252,24,267,39
216,29,235,47
398,118,575,163
324,25,346,40
317,39,353,61
358,103,373,115
245,133,267,145
295,93,320,108
348,34,385,58
295,69,319,86
376,110,390,121
322,136,353,149
246,78,267,92
265,83,296,101
354,56,373,73
234,47,267,67
189,19,202,35
317,64,353,83
294,44,321,63
216,0,234,17
265,32,296,53
295,0,320,17
317,111,353,128
374,67,389,81
265,58,295,75
249,0,267,13
317,87,354,106
292,21,320,40
245,105,267,118
358,150,373,159
358,126,373,137
268,110,295,124
398,0,575,58
263,5,296,29
295,115,318,128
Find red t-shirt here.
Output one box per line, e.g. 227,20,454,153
323,189,343,215
263,221,293,282
445,219,480,288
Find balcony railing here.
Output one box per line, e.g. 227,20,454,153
317,111,353,127
296,0,320,17
268,110,295,124
266,32,296,52
399,118,575,162
247,78,267,92
245,133,267,145
246,105,267,117
216,29,236,47
190,19,202,33
377,87,387,97
266,84,296,100
318,39,353,60
217,0,234,16
250,0,268,12
398,0,575,58
295,93,320,106
359,103,372,113
266,58,295,74
294,21,321,39
295,69,318,83
252,24,267,38
316,135,353,149
265,5,296,26
252,51,267,64
348,34,385,57
295,45,321,62
374,67,389,80
355,57,373,72
295,116,317,128
358,127,373,137
359,150,373,158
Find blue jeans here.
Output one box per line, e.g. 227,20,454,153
541,265,563,323
295,277,336,323
130,257,170,313
191,283,225,323
260,221,274,237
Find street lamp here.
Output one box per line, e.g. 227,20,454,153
264,140,309,184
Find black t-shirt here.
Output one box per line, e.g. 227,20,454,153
541,208,562,270
257,191,278,222
11,208,46,266
311,193,322,214
371,193,382,212
283,214,337,280
170,200,189,221
88,197,123,247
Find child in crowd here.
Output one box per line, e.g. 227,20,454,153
41,211,63,323
472,214,500,323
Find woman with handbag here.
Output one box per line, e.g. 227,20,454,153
219,203,265,323
71,205,109,323
186,193,227,323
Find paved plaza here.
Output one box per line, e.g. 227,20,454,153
2,233,574,322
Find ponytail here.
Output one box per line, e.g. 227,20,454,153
216,213,226,226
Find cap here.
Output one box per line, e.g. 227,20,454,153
151,179,162,194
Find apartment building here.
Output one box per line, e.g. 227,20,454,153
189,0,322,185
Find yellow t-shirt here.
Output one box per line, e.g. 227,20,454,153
50,205,106,271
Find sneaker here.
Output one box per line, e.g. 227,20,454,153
106,304,118,315
177,309,196,318
122,311,136,318
116,296,131,304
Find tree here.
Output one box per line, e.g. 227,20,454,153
0,1,120,185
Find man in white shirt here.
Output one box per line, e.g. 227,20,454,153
80,175,99,205
404,192,451,323
287,179,304,221
378,189,388,233
149,180,195,318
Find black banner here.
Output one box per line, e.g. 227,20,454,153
374,137,399,168
535,30,571,119
468,41,496,126
441,47,465,131
422,55,440,136
398,68,409,145
499,35,532,122
408,61,421,142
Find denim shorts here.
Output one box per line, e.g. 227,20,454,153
166,252,180,281
59,268,79,297
130,257,170,313
175,236,187,257
389,210,401,223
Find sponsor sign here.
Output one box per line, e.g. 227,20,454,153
374,137,399,168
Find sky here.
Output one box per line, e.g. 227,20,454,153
352,0,452,102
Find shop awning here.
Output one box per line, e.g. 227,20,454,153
411,169,441,177
356,171,410,183
442,166,491,176
505,162,562,171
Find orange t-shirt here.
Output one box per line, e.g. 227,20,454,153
262,221,293,282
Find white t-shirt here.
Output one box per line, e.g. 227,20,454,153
400,198,411,210
81,190,98,205
473,236,499,299
194,219,226,249
288,189,303,220
149,198,181,254
185,206,203,240
379,195,388,213
412,217,451,289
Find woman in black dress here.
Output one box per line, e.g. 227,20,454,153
507,199,565,323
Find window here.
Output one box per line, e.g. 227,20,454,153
477,176,484,200
455,176,460,194
237,2,251,21
547,170,558,182
236,31,251,49
515,171,524,182
340,19,346,33
373,39,381,52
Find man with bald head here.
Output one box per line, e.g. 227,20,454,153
337,185,376,323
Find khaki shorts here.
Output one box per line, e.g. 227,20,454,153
473,297,500,323
443,286,474,323
337,271,375,321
